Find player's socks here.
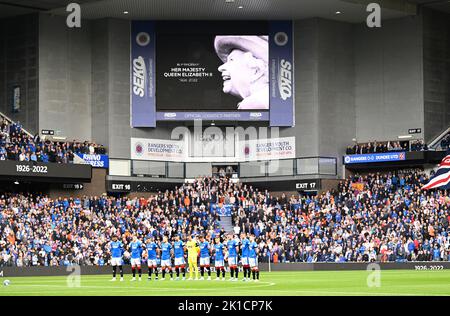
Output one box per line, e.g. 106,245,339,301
162,269,166,279
207,266,211,277
170,269,173,279
230,268,234,278
216,269,220,278
256,270,259,280
176,267,180,277
132,267,136,278
252,270,256,280
119,266,123,278
112,266,117,278
155,268,159,279
138,268,142,278
182,267,186,278
222,268,226,278
200,266,204,277
235,267,239,279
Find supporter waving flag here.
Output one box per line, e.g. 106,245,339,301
422,154,450,190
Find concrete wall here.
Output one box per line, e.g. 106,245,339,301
423,8,450,141
317,19,355,166
0,14,39,132
354,15,424,143
38,14,92,141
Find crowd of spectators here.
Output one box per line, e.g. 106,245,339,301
0,118,106,164
346,140,427,155
234,169,449,263
1,171,448,267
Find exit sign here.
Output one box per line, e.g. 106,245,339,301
408,128,421,134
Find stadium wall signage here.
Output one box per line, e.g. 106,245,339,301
107,181,132,192
74,153,109,168
295,179,320,191
130,21,294,127
0,160,92,181
131,136,295,162
131,137,186,162
344,152,406,164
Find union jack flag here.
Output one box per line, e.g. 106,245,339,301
422,154,450,190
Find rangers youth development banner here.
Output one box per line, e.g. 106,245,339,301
131,138,186,162
131,21,156,127
269,21,294,127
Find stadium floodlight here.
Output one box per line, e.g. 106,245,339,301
14,181,19,185
398,135,413,139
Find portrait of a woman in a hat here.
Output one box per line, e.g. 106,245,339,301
214,36,269,110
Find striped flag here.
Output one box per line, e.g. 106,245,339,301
422,154,450,190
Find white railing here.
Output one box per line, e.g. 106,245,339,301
0,111,34,137
428,126,450,150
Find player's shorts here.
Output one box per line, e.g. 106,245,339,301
249,257,258,268
188,257,197,265
214,259,225,268
111,257,122,266
241,257,250,266
147,259,157,267
200,257,210,266
174,257,185,267
228,256,238,266
130,258,141,267
161,259,172,267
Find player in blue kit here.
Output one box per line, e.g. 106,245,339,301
249,234,260,281
226,233,239,281
199,235,211,280
145,236,159,280
129,235,143,281
109,235,124,281
213,236,226,281
240,232,251,281
173,235,186,280
160,235,173,280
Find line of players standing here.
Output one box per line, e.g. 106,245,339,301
109,232,260,282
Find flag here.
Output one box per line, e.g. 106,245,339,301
422,154,450,190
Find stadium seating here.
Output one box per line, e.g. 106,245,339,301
0,117,106,164
0,171,448,267
346,139,427,155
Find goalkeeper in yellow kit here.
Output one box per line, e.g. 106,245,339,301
186,234,200,280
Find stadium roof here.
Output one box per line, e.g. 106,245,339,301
0,0,449,21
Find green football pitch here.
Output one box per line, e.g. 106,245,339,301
1,270,449,296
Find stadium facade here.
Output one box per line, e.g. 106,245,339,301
0,1,449,195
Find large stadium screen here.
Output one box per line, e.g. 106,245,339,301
131,21,294,127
